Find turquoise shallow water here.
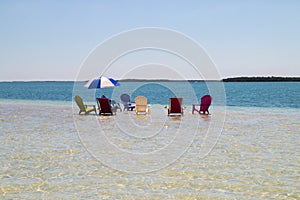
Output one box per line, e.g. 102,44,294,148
0,99,299,199
1,81,299,108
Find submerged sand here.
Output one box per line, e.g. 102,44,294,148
0,100,299,199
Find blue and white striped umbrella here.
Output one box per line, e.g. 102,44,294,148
84,76,120,89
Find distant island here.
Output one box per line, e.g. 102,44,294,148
222,76,300,82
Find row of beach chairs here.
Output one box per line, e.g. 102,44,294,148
74,94,212,116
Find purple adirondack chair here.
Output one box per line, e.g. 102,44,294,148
192,95,212,115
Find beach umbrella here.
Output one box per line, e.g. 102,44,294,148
84,76,120,89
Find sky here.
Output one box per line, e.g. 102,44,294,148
0,0,300,81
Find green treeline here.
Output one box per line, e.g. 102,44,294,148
222,76,300,82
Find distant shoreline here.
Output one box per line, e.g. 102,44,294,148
115,76,300,82
1,76,300,82
222,76,300,82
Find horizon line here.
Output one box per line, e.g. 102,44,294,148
1,76,300,82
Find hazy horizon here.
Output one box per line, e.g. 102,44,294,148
1,75,300,83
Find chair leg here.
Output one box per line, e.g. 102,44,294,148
117,103,122,112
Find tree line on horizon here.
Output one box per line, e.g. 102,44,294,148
222,76,300,82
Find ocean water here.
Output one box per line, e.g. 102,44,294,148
0,81,299,108
0,81,299,199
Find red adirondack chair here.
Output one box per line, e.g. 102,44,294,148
96,98,114,115
168,98,183,116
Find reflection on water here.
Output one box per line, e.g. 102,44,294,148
0,101,299,199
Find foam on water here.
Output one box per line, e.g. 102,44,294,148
0,100,299,199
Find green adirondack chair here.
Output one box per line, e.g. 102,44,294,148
74,95,96,115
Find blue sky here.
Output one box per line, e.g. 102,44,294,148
0,0,299,81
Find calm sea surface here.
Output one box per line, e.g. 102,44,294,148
0,81,299,199
0,81,299,108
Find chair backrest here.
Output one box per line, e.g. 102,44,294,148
96,98,112,114
74,95,85,111
169,98,183,113
120,94,130,103
200,95,212,112
135,96,147,112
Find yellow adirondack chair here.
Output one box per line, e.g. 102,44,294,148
135,96,150,114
